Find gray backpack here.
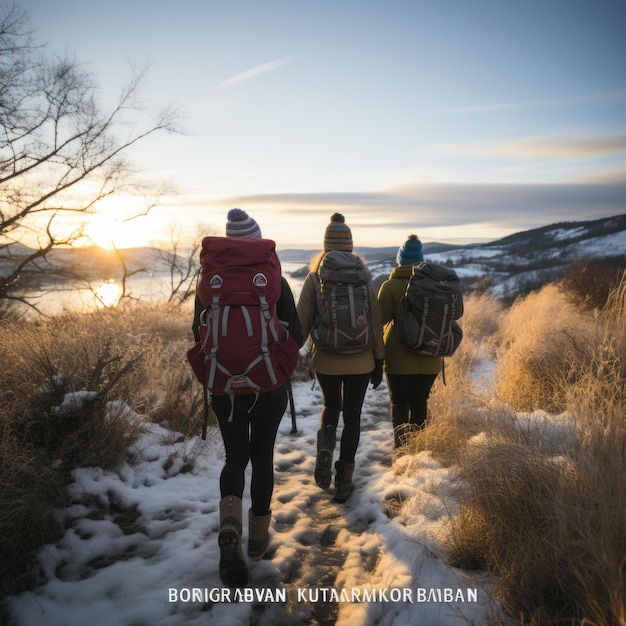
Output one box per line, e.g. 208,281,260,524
312,251,375,355
395,262,463,357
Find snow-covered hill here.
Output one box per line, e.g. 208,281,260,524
322,214,626,302
426,214,626,300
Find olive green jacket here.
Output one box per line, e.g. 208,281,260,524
377,265,443,375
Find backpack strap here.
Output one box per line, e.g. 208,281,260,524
347,284,356,327
204,297,221,391
258,296,279,386
328,284,338,345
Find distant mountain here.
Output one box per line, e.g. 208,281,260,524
276,242,464,263
2,215,624,302
0,244,175,286
407,214,626,301
280,214,626,302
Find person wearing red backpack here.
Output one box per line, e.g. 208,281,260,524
191,208,302,588
297,213,384,503
377,234,443,448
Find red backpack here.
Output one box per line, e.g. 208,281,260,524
187,237,299,412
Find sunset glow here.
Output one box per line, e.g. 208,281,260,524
24,0,625,249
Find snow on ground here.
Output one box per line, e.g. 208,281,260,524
4,377,498,626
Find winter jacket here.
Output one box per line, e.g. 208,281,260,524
192,276,303,348
377,265,442,375
297,268,385,376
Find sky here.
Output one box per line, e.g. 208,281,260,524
17,0,626,249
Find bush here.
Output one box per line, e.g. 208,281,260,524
561,257,625,311
443,276,626,625
492,284,597,412
0,301,207,597
447,406,626,625
0,432,65,597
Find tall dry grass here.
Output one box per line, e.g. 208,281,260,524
400,292,505,466
443,274,626,625
0,301,210,597
492,283,599,413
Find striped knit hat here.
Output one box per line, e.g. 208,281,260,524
323,213,353,252
225,208,262,238
396,234,424,266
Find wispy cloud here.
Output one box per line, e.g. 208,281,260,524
213,181,626,230
427,133,626,160
178,180,624,247
491,134,626,159
428,88,626,115
216,59,290,90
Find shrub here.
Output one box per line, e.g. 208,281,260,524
0,432,65,597
561,257,625,311
0,301,206,597
444,276,626,625
493,284,597,412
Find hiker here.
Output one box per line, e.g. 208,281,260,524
296,213,384,503
377,234,442,448
191,208,303,588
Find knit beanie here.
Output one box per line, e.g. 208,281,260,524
225,208,262,238
396,234,424,266
323,213,353,252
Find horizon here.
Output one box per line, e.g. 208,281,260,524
13,1,626,249
33,211,620,255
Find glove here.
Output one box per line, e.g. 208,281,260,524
370,359,384,389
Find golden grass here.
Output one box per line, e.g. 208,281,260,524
0,301,211,597
437,275,626,625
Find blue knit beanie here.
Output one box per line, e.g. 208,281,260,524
396,234,424,266
225,208,262,238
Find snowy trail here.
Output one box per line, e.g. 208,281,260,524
3,378,494,626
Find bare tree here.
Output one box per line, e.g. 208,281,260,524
0,5,179,316
155,223,214,305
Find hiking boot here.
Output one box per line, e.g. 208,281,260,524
247,509,272,561
334,459,355,503
219,496,248,587
314,425,336,489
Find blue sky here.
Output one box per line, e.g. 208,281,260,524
20,0,626,248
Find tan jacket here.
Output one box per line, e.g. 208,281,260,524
297,271,385,375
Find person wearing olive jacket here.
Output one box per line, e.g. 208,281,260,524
377,234,442,448
297,213,385,503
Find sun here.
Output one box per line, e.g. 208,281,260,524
81,211,123,249
85,213,154,250
81,195,167,250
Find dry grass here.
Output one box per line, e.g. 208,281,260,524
0,433,66,596
438,275,626,625
0,301,211,597
492,283,599,413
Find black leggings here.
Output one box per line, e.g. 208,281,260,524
212,386,287,516
386,373,438,431
316,372,371,463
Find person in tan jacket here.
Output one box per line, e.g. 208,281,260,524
377,234,442,448
297,213,385,502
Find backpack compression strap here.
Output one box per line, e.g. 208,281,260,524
202,295,282,422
